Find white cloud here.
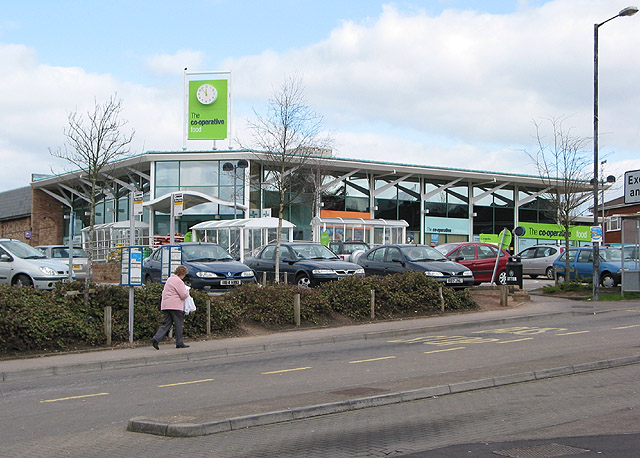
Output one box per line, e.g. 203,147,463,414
144,50,204,76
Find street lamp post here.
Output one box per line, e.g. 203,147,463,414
223,159,249,219
592,6,638,301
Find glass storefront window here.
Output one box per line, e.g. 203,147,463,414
180,161,219,186
156,162,179,186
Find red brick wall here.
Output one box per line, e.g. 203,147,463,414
30,189,64,246
0,216,32,242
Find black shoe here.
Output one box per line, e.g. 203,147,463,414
152,338,159,350
176,344,190,348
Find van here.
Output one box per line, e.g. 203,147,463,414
0,239,72,289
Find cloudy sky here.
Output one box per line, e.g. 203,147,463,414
1,0,639,203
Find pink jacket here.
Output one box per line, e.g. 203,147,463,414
160,274,190,311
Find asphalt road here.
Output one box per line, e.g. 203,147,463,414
1,299,639,457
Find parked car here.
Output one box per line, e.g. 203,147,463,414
0,238,72,289
434,242,509,285
244,241,364,287
516,244,563,279
328,240,370,262
143,242,255,290
553,246,624,287
36,245,90,280
357,244,474,288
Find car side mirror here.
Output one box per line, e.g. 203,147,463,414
455,256,464,262
281,257,295,264
0,253,12,262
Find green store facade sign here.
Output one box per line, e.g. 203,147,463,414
479,222,591,244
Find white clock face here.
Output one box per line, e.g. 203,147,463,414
196,83,217,105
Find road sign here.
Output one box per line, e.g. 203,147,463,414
624,169,640,204
590,225,602,243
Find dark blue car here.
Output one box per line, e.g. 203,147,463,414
357,244,474,288
143,242,255,290
244,241,364,287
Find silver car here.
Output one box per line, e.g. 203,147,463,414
36,245,90,280
517,244,564,279
0,239,71,289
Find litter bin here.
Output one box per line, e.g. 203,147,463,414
506,256,523,289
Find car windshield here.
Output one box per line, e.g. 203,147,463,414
0,240,47,259
51,247,87,258
400,246,447,262
600,249,622,262
342,243,368,253
182,244,233,262
291,244,339,260
433,244,456,255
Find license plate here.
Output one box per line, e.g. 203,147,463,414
72,264,82,270
221,279,241,286
446,278,463,284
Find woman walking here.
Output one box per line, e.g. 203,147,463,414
152,265,191,349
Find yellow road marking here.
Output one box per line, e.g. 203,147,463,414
475,326,566,335
424,346,465,354
349,356,396,364
496,337,534,344
613,324,640,330
40,393,109,403
158,378,215,387
262,367,312,375
556,331,591,336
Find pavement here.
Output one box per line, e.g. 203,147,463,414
3,293,640,448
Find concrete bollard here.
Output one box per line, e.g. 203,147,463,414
439,285,445,312
294,293,301,326
104,306,112,346
500,285,508,306
370,289,375,320
206,299,211,336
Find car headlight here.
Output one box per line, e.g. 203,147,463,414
355,268,365,274
463,270,473,276
312,269,335,275
424,271,444,277
196,272,220,278
241,270,254,277
39,266,58,276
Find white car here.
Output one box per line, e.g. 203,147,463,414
517,244,564,279
0,239,72,289
36,245,90,280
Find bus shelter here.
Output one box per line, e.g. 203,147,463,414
621,214,640,295
81,220,150,262
189,217,295,262
311,216,408,246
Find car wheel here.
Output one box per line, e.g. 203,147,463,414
12,274,33,288
556,273,566,283
545,267,554,280
496,270,507,285
601,273,616,288
529,274,538,279
296,274,311,288
183,276,192,288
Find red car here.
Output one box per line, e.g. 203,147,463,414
434,242,509,285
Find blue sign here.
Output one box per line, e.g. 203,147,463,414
590,226,603,242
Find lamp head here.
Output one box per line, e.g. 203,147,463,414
222,162,234,172
619,6,639,16
236,159,249,169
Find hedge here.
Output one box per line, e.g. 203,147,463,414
0,271,477,355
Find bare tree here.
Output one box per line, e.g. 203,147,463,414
243,75,331,281
50,94,135,282
526,116,592,281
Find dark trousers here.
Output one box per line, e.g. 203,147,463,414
153,310,185,346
